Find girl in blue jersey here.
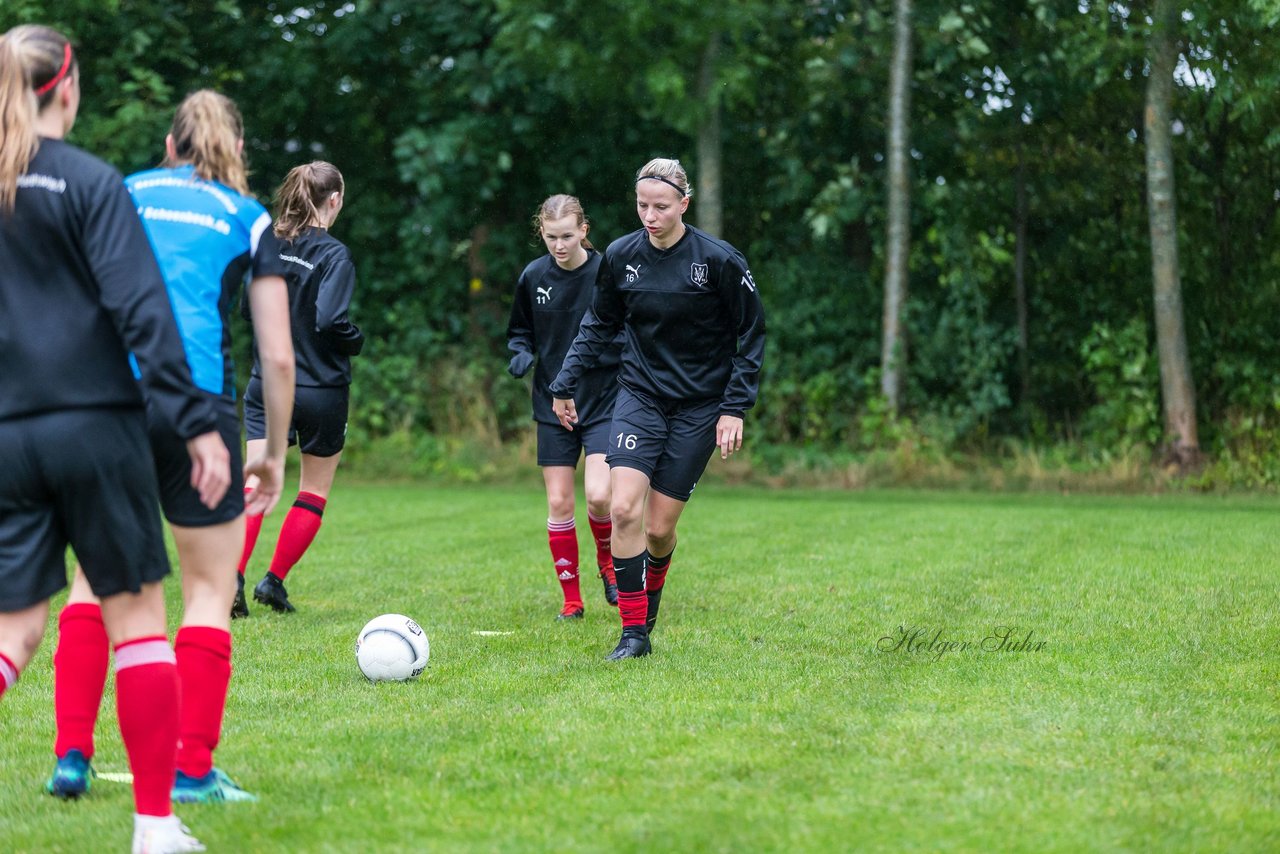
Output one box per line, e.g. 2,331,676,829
0,26,229,853
551,158,766,660
507,195,621,620
236,161,364,615
46,90,296,806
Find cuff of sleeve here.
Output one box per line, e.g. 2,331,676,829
718,408,745,420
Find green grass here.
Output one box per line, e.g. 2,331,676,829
2,485,1278,852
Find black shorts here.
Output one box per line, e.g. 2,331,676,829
149,397,244,527
0,409,171,612
536,419,611,467
605,385,720,502
244,377,349,458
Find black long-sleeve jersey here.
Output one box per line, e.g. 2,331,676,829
249,226,363,387
0,138,217,439
549,225,766,417
507,250,621,427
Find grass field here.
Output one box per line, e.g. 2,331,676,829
2,484,1277,852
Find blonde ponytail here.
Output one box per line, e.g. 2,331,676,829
273,161,344,241
0,26,73,213
166,90,249,195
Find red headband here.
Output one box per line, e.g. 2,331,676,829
33,42,73,97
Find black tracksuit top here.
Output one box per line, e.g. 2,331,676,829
0,138,216,438
248,226,363,387
507,250,621,427
549,225,766,417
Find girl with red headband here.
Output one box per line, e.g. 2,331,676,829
0,24,228,854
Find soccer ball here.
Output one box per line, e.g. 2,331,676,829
355,614,430,682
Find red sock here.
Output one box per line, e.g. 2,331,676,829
175,626,232,779
548,518,582,607
646,550,673,594
588,512,615,579
239,488,263,576
268,491,327,581
614,551,648,628
0,651,17,700
53,603,109,759
115,637,178,817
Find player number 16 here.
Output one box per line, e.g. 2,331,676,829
616,433,638,450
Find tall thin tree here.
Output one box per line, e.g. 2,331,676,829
1145,0,1200,468
881,0,913,412
696,34,724,238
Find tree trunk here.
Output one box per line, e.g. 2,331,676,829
696,35,723,238
881,0,913,413
1144,0,1201,469
1014,136,1029,408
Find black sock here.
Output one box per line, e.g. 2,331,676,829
613,551,648,593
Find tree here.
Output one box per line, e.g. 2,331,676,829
695,34,723,236
1144,0,1200,468
881,0,914,413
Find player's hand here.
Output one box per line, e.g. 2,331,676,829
508,351,535,378
185,431,231,509
716,415,744,460
243,451,286,517
553,397,578,431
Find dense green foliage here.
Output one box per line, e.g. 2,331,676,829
4,1,1279,481
3,485,1277,849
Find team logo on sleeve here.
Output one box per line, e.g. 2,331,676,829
690,263,709,288
536,286,553,305
741,270,757,292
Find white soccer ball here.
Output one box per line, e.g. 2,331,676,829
355,614,430,682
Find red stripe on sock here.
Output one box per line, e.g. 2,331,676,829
0,651,17,697
175,626,232,779
618,590,648,628
268,492,327,581
646,564,670,593
115,640,178,817
54,603,108,759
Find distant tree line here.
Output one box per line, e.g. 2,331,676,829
6,0,1280,482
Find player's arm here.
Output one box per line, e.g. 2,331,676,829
549,256,623,402
245,273,293,516
715,251,766,458
243,221,295,516
316,256,364,356
506,272,536,378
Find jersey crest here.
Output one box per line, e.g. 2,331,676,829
690,263,709,288
536,285,553,305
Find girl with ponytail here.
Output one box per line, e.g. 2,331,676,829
506,194,623,620
1,25,226,854
47,88,296,809
237,161,364,614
